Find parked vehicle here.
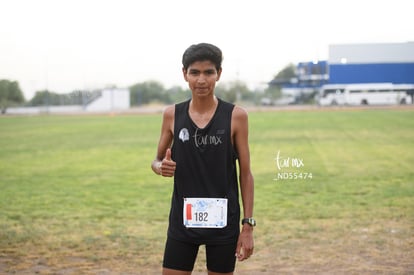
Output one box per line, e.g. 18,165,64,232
318,83,414,106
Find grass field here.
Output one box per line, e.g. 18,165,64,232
0,107,413,274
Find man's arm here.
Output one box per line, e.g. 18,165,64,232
151,105,176,177
232,106,254,261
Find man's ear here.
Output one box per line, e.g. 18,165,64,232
216,67,222,81
182,67,188,82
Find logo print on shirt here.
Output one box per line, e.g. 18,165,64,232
179,128,190,142
193,128,223,148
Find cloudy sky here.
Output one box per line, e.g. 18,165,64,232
0,0,412,99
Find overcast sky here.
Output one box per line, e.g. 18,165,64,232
0,0,413,99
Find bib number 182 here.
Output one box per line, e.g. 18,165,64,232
194,211,208,222
183,198,227,228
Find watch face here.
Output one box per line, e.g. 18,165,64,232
243,218,256,226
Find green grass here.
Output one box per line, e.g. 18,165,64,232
0,108,413,274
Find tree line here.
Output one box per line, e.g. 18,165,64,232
0,80,25,114
0,64,296,113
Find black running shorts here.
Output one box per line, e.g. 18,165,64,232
162,237,237,273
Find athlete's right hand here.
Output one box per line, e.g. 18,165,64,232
160,148,176,177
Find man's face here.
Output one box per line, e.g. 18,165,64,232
183,60,222,97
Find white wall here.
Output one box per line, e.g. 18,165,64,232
5,89,131,114
6,105,83,115
86,88,130,112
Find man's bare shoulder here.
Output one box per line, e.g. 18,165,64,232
163,105,175,119
232,105,248,122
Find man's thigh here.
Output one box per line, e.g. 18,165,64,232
163,237,199,272
205,242,237,273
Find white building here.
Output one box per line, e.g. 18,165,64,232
86,88,130,112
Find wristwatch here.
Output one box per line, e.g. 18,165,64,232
241,217,256,227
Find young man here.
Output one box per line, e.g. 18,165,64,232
151,43,255,275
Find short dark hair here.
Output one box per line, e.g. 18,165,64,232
182,43,223,71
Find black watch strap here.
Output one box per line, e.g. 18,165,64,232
241,217,256,227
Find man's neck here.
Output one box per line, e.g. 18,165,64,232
190,95,218,114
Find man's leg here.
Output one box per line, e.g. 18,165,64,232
162,237,199,274
205,242,237,275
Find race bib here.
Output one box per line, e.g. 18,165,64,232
183,198,228,228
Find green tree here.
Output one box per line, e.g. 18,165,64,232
129,81,167,106
29,90,61,106
167,85,191,103
215,84,236,103
264,63,297,102
271,63,296,85
263,85,282,101
0,80,25,114
215,81,252,103
227,81,251,101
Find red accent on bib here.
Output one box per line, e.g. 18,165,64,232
186,203,192,220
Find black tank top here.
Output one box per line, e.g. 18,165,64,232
168,98,240,244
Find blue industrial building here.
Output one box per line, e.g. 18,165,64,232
328,42,414,85
276,42,414,100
